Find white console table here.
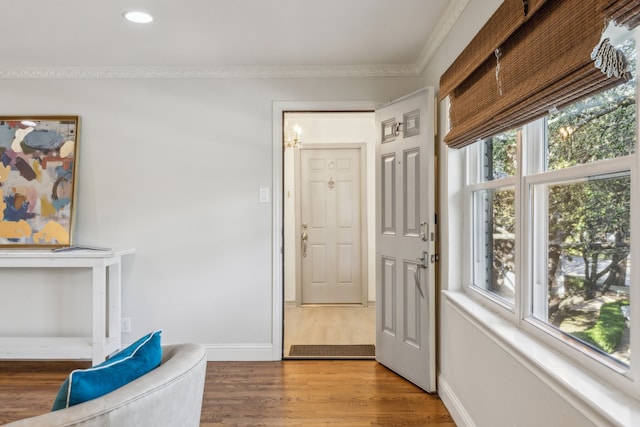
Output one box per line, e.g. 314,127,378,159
0,248,135,365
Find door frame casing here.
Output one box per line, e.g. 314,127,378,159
294,143,369,307
272,100,378,360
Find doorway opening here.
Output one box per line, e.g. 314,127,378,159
282,111,376,358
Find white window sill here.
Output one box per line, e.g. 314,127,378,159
443,290,640,427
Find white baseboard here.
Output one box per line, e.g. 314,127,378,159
438,374,476,427
203,343,277,361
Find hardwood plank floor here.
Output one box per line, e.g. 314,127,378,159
202,360,455,426
0,361,90,425
0,360,455,426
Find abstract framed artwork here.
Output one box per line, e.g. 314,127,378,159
0,116,79,248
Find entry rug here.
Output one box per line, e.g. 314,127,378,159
288,344,375,359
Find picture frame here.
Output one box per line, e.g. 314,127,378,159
0,116,79,248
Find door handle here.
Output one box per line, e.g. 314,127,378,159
416,250,429,269
413,264,425,298
301,231,308,257
413,250,428,298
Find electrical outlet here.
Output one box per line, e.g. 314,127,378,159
121,317,132,333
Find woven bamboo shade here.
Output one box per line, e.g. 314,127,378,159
601,0,640,28
440,0,636,149
439,0,548,100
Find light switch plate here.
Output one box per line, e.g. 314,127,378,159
259,187,270,203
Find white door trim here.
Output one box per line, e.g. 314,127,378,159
271,100,378,360
294,143,369,307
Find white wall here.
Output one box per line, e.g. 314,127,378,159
421,0,598,425
283,112,376,304
0,76,420,359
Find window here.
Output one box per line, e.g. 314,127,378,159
468,130,518,306
465,31,637,381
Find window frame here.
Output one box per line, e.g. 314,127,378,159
463,114,640,398
463,130,521,321
522,138,637,384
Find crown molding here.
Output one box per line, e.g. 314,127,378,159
0,1,467,80
415,0,470,75
0,63,420,80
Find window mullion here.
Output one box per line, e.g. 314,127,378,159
522,117,546,176
515,127,523,325
629,59,640,383
521,119,547,325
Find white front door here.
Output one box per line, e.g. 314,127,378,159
299,146,363,304
375,88,436,392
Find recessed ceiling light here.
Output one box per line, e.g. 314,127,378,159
123,11,153,24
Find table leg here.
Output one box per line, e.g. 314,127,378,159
108,260,122,351
92,265,107,365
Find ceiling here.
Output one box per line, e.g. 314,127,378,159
2,0,468,78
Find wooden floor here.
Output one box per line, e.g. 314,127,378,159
284,305,376,357
0,359,455,426
0,361,91,425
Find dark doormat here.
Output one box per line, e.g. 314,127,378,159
288,344,375,359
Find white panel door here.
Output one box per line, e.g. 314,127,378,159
300,147,362,304
375,88,436,392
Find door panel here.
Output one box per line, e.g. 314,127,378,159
337,244,352,282
300,147,363,304
311,245,326,281
403,261,421,347
375,88,436,392
381,154,396,234
381,256,396,335
310,182,325,227
404,148,421,236
376,257,397,337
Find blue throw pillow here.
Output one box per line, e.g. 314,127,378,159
52,330,162,411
